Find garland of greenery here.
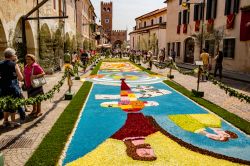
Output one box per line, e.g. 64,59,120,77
0,64,79,110
205,72,250,103
151,59,250,103
0,73,66,110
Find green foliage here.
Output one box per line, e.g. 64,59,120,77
25,81,93,166
164,80,250,134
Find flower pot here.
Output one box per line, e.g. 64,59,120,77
75,76,80,80
167,74,174,79
192,89,204,97
65,92,73,100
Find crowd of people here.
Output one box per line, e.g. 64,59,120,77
0,48,45,128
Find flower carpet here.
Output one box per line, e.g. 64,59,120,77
61,62,250,165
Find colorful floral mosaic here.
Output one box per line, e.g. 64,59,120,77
62,62,250,165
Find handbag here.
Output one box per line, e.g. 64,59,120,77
31,66,46,88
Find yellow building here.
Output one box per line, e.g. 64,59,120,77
129,7,167,56
164,0,250,74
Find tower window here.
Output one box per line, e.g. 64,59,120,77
107,8,110,12
103,7,106,11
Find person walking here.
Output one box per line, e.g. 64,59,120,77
0,48,23,127
214,51,223,81
200,49,210,81
24,54,45,118
64,50,71,64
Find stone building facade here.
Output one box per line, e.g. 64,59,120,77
100,1,127,48
129,7,167,56
164,0,250,74
0,0,96,71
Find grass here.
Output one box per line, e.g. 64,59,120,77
164,80,250,134
25,62,102,166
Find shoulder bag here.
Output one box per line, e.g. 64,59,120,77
31,66,46,88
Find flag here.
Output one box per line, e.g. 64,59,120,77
240,10,250,41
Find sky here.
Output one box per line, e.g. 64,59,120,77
91,0,166,35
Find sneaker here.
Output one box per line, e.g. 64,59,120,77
10,122,21,128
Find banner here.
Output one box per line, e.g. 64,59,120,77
183,24,187,33
177,25,181,34
207,19,214,32
195,20,200,32
240,10,250,41
226,14,235,29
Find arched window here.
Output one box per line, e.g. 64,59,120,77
159,17,163,23
103,7,106,11
151,19,154,26
107,8,110,12
144,21,146,27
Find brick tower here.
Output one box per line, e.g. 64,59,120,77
101,1,113,41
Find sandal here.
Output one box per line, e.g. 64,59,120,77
34,112,43,118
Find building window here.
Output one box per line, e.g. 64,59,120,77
107,8,111,12
159,17,162,23
224,0,240,15
151,19,154,26
182,10,189,24
205,40,215,56
53,0,56,10
223,38,235,58
179,0,182,5
178,12,182,25
172,43,175,51
144,21,146,27
105,19,109,23
194,4,203,21
176,42,181,57
167,43,170,55
206,0,217,20
103,7,106,12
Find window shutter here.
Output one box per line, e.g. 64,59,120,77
213,0,217,19
183,10,187,24
234,0,240,13
178,12,182,25
179,0,182,5
206,0,212,20
194,5,199,21
224,0,231,15
200,5,204,20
